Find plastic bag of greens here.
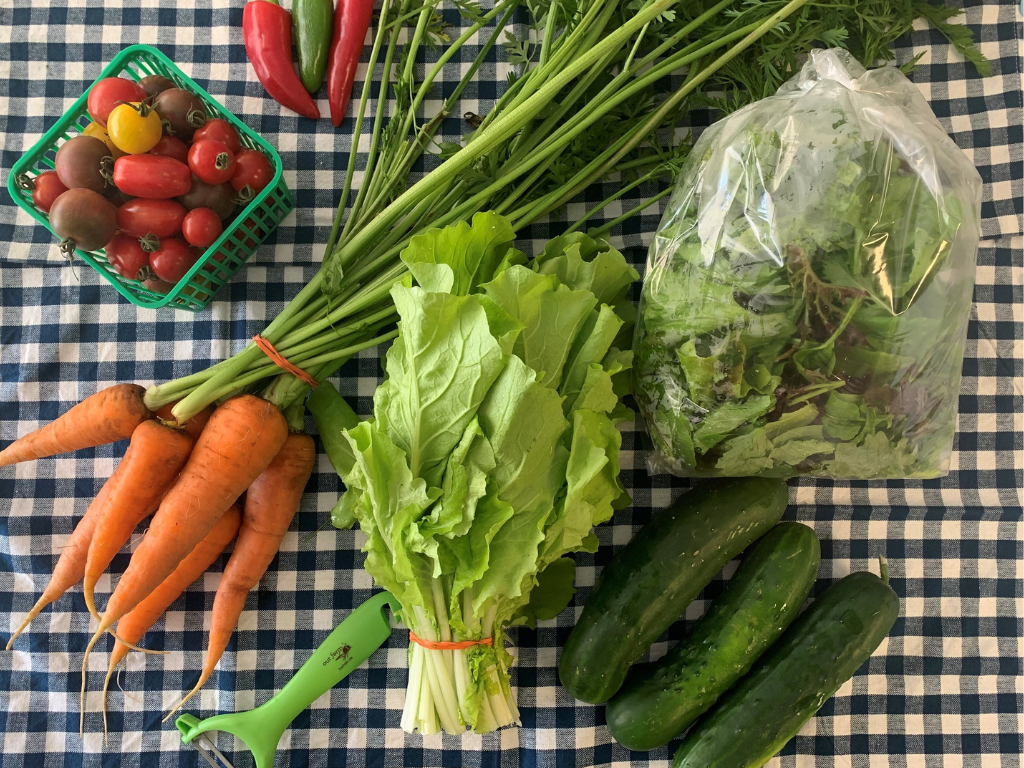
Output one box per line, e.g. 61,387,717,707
633,49,982,480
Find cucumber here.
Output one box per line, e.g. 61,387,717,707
673,568,899,768
606,522,820,751
558,478,789,704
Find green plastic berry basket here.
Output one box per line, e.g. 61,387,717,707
8,44,293,312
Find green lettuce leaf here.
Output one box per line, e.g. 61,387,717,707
511,557,577,629
402,210,517,295
483,266,597,389
376,286,509,488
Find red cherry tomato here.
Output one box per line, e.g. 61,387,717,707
181,208,223,249
30,171,69,213
188,140,236,185
192,118,241,155
116,198,187,238
104,234,151,281
112,155,191,199
149,237,200,283
87,77,147,127
149,135,190,164
230,149,274,194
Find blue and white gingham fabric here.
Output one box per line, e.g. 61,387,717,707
0,1,1021,767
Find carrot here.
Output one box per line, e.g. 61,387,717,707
154,403,214,443
101,505,242,738
166,432,315,717
82,395,289,699
82,420,194,620
0,384,151,468
5,483,110,650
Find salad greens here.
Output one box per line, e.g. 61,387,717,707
633,52,980,479
310,212,636,734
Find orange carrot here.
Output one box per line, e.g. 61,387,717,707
82,420,194,620
87,395,288,646
167,432,315,716
102,505,242,736
0,384,151,468
6,483,110,649
154,403,214,443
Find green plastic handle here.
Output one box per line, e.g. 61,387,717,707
177,591,400,768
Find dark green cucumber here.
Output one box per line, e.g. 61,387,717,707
559,478,789,704
673,569,899,768
293,0,334,93
606,522,820,751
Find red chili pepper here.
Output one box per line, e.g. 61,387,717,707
242,0,321,120
327,0,374,127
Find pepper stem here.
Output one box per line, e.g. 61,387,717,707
878,555,889,585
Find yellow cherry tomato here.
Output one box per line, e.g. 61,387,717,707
106,102,163,155
82,120,126,159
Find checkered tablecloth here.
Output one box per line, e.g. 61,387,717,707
0,1,1021,766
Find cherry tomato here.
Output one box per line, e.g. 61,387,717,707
230,149,274,194
55,135,111,193
181,208,223,249
149,237,200,283
138,74,176,98
178,176,237,220
188,140,236,185
116,198,187,238
82,121,126,159
104,233,150,280
142,276,175,294
107,102,163,155
193,118,241,155
30,171,68,213
113,155,191,199
149,135,190,164
87,77,147,127
49,189,118,252
153,88,207,141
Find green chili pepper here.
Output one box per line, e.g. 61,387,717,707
292,0,334,94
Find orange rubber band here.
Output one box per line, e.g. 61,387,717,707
408,631,494,651
252,335,318,388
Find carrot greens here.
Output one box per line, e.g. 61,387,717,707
143,0,984,423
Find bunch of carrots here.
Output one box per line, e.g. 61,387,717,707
1,383,315,733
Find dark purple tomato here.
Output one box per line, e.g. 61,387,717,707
177,175,236,220
48,188,118,252
55,135,112,193
153,88,207,141
138,74,177,98
142,275,175,294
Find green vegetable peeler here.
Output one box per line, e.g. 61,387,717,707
176,591,400,768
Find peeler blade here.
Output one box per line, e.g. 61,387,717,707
189,732,235,768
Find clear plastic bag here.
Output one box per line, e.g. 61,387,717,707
633,49,982,480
